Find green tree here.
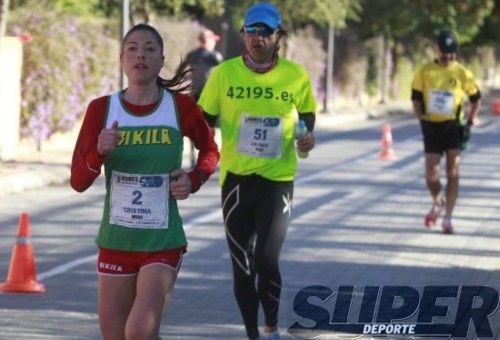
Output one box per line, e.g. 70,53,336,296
349,0,416,100
124,0,224,22
353,0,494,46
470,0,500,47
225,0,359,30
52,0,105,17
9,0,110,17
350,0,495,100
308,0,360,29
412,0,494,42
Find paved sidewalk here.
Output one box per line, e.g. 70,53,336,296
0,133,74,196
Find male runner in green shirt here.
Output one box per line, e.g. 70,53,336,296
198,3,316,339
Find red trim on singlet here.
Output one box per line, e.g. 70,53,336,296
70,92,219,193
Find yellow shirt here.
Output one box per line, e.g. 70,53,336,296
198,56,317,185
411,61,479,122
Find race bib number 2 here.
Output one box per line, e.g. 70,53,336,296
109,171,169,229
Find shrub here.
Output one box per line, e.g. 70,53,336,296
8,6,119,148
285,25,327,109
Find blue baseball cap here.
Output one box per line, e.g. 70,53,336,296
244,2,282,30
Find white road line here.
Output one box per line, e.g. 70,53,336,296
38,211,224,281
38,254,97,281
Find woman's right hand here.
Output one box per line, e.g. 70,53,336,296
169,169,192,200
97,121,121,157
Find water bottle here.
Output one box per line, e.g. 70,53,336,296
295,120,309,159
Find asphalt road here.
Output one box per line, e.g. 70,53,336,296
0,110,499,340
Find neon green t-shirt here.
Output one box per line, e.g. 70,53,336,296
198,56,317,185
411,61,480,122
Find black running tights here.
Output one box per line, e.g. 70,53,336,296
221,172,293,339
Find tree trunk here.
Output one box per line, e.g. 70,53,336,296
380,32,389,104
323,24,335,113
120,0,130,89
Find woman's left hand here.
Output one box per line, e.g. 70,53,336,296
170,169,192,200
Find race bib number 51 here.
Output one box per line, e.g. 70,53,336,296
237,114,283,159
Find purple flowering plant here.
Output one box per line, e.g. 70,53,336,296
9,7,119,149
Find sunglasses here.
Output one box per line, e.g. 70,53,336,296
244,26,276,37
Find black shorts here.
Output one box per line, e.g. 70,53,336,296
420,120,461,154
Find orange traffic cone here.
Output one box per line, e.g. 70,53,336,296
379,123,396,160
0,213,46,293
491,97,500,116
